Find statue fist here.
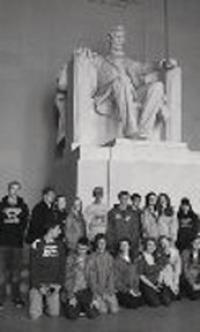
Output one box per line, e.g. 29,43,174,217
159,58,178,69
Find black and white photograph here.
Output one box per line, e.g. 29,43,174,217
0,0,200,331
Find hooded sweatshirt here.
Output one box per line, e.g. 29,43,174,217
0,195,29,248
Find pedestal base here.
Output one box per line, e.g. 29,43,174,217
73,139,200,210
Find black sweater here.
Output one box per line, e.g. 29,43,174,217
177,211,199,251
0,195,29,248
30,239,66,288
26,201,56,244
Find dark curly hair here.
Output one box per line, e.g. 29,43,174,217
156,193,174,217
145,192,157,208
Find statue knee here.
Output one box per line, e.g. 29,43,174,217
150,81,164,95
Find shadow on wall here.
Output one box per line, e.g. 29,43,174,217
49,58,78,208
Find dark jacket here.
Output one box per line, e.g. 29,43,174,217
106,205,140,259
26,201,55,244
114,255,140,293
0,195,29,248
138,253,162,285
177,211,199,251
30,238,66,288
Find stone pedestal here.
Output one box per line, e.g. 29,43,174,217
73,139,200,211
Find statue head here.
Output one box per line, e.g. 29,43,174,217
108,25,126,53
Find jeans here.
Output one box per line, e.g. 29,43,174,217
0,246,22,303
29,286,60,319
64,289,99,320
140,281,173,307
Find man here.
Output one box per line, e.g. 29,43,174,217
29,222,65,320
94,25,169,139
84,187,108,242
131,192,142,243
63,237,99,320
0,181,29,308
26,187,56,245
131,193,142,212
106,191,140,260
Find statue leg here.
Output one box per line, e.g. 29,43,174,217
138,81,164,139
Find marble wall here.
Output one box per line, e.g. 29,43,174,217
0,0,200,207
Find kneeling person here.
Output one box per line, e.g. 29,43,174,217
114,239,143,309
181,234,200,300
29,222,65,320
63,237,99,320
88,234,119,314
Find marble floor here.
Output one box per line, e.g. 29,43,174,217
0,299,199,332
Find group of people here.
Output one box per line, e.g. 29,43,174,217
0,181,200,321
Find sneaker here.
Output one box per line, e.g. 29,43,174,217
13,298,25,308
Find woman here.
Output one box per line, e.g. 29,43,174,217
156,193,178,244
181,234,200,300
141,192,159,240
64,197,86,252
88,234,119,314
114,238,142,309
158,236,181,299
138,238,172,307
177,198,199,252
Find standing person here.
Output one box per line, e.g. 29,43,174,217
181,234,200,300
131,193,142,213
84,187,108,242
26,187,56,245
29,222,65,320
106,191,140,260
63,237,99,320
131,192,143,247
64,197,86,252
156,193,178,244
141,192,159,240
138,238,172,307
114,239,142,309
176,198,199,252
54,195,68,235
88,234,119,314
0,181,29,308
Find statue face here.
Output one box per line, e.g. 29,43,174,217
109,26,125,51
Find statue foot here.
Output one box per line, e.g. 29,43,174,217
124,132,140,140
137,131,149,140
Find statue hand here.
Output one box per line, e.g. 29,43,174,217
159,58,178,70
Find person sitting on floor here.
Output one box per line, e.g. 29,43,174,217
29,222,65,320
158,236,181,300
88,233,119,314
181,234,200,300
138,237,173,307
114,238,143,309
63,237,99,320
